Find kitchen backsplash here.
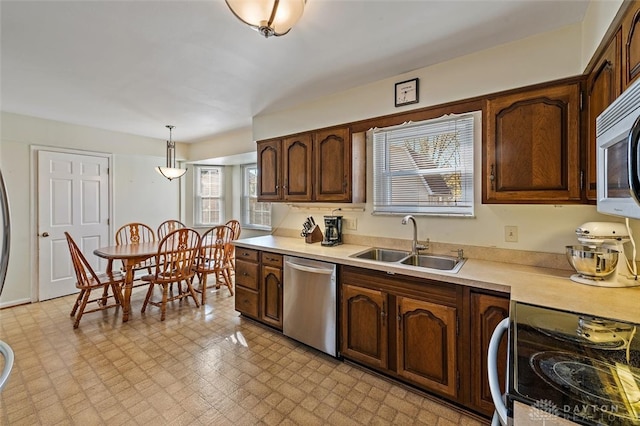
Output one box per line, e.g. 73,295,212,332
273,228,573,271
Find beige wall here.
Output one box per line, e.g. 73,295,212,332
247,3,631,256
581,0,624,70
0,112,182,307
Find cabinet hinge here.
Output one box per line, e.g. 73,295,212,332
579,91,584,111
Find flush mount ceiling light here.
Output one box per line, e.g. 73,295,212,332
156,125,187,181
225,0,306,38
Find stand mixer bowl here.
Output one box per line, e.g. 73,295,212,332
565,245,619,278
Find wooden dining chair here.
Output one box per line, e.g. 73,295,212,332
157,219,186,240
141,228,201,321
192,225,234,304
224,219,241,272
65,232,124,329
115,222,156,277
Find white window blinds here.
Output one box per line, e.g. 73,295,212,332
372,113,475,216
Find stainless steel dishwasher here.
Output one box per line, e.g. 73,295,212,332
283,256,337,357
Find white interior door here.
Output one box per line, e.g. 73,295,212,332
38,151,110,301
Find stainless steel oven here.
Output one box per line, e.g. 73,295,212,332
490,302,640,425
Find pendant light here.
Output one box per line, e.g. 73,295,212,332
225,0,306,38
156,125,187,181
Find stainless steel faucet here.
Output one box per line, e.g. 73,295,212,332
401,215,427,255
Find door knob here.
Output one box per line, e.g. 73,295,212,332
40,232,49,237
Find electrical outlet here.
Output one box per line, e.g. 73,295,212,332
505,226,518,242
344,218,357,230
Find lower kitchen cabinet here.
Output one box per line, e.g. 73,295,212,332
469,291,510,417
261,252,283,329
235,248,260,319
340,266,460,400
341,284,388,369
234,248,283,330
397,296,458,398
339,265,510,418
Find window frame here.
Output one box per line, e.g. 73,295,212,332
371,112,475,217
193,165,225,226
241,163,272,231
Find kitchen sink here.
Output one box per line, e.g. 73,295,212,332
350,248,466,273
350,248,410,262
400,254,465,273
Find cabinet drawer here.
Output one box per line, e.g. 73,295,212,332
235,287,259,318
262,252,283,268
235,260,259,290
235,248,259,263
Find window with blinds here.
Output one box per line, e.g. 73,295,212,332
194,166,224,226
241,164,271,230
372,113,475,216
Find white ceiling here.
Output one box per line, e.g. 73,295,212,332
1,0,590,143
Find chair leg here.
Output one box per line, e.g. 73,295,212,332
185,279,200,308
160,284,169,321
100,284,110,306
112,283,123,306
70,289,85,317
199,274,208,305
73,289,93,329
141,282,154,313
222,268,234,296
214,270,221,289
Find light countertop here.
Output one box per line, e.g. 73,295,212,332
234,235,640,324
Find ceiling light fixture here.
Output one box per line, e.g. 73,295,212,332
225,0,306,38
156,125,187,181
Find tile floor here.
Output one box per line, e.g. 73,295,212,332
0,282,488,425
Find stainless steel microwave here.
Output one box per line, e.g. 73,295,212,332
597,78,640,219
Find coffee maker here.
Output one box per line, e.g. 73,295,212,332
321,215,343,246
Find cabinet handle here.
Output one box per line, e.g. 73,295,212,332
489,164,495,190
381,301,386,327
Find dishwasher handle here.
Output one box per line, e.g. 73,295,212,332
285,260,334,275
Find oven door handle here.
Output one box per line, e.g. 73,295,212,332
488,317,509,426
628,115,640,204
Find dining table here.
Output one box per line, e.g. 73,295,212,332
94,241,159,322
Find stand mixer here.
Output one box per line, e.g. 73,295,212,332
566,221,639,287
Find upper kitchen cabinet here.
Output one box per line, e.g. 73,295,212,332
282,134,313,201
586,32,622,201
256,135,312,201
622,1,640,90
314,128,351,202
257,139,281,202
257,126,366,203
484,80,581,203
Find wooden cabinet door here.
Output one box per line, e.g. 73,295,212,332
485,82,581,203
341,284,388,369
261,264,283,329
470,293,510,417
622,2,640,89
257,139,282,201
235,259,259,291
586,32,622,201
314,127,351,202
282,134,313,201
396,296,458,398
